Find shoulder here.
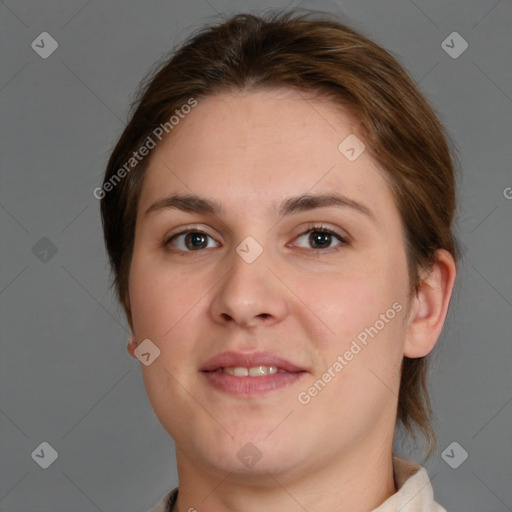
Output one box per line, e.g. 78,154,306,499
147,488,178,512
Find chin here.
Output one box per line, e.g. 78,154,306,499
198,430,308,476
206,450,303,480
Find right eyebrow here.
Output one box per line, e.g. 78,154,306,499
145,194,223,216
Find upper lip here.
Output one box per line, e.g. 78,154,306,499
200,351,305,373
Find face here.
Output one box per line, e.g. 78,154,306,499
127,88,413,482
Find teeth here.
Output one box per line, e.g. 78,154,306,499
223,366,279,377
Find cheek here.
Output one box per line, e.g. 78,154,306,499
128,266,160,338
128,254,215,372
293,262,399,343
294,251,409,400
128,258,202,423
128,255,190,340
299,280,407,424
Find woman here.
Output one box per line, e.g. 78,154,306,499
100,11,458,512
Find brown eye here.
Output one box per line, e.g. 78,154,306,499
294,226,347,251
309,231,333,249
184,232,208,250
167,230,217,251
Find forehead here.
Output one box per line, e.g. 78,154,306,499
138,88,395,220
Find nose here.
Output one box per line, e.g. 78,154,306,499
209,241,289,329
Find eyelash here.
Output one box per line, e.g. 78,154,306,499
164,224,349,254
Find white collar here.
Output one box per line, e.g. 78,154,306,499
371,457,447,512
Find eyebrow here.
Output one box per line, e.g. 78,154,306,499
145,192,374,220
278,193,374,220
145,193,222,216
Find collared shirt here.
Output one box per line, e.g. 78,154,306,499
149,457,447,512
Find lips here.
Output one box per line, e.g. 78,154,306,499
200,350,307,395
200,350,305,373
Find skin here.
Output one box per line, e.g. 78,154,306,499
126,88,456,512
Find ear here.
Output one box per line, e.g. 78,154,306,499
127,334,138,359
404,249,457,358
123,289,137,359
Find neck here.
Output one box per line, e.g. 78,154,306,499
173,442,397,512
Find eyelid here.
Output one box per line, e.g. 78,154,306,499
164,224,220,243
295,220,349,237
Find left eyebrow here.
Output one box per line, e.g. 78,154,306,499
277,193,375,222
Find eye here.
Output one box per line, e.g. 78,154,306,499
293,225,348,251
166,229,218,252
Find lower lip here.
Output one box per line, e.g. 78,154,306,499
201,370,306,395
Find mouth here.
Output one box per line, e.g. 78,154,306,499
200,351,307,395
207,365,293,377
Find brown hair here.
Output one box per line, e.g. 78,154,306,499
100,11,458,456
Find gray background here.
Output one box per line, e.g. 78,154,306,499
0,0,511,511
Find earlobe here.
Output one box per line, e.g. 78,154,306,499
126,335,138,358
123,292,137,359
404,249,457,358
